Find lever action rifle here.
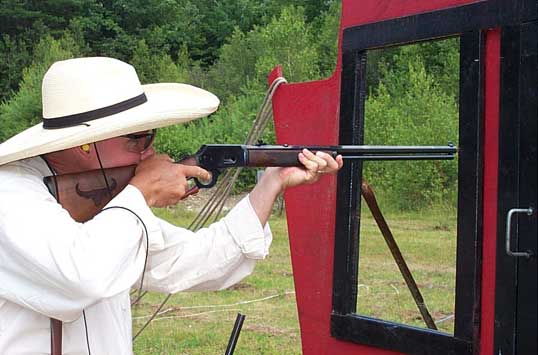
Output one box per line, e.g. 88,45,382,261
44,143,457,222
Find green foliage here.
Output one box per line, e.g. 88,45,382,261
261,0,338,23
68,6,134,59
0,0,84,36
312,1,341,77
0,35,80,142
0,34,33,100
186,0,266,65
130,40,189,84
364,49,459,210
205,28,263,101
207,5,322,101
367,38,459,98
253,6,320,83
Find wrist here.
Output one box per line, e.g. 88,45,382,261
259,168,285,196
248,168,283,226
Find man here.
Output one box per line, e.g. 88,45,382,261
0,57,342,354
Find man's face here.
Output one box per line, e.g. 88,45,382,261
45,129,156,174
94,130,156,168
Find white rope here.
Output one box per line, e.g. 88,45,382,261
180,291,296,310
434,314,455,324
133,291,295,321
148,309,242,322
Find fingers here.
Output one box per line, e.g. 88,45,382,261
336,154,344,169
177,164,212,182
303,149,328,172
298,150,320,172
301,149,342,174
314,151,340,171
297,150,320,184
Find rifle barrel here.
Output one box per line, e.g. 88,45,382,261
244,144,455,151
341,154,454,160
244,144,457,161
333,145,456,155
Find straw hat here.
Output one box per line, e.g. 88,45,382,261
0,57,220,165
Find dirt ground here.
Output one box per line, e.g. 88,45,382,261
180,189,248,213
181,189,285,215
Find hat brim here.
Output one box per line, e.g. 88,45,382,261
0,83,219,165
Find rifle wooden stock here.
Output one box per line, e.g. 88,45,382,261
44,165,137,223
42,155,203,222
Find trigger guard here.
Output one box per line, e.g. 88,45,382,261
194,170,220,189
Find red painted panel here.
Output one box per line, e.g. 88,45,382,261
341,0,484,29
270,1,498,354
334,0,484,79
480,28,501,355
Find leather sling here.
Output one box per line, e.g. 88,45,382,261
51,318,62,355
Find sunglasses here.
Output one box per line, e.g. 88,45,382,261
121,129,156,153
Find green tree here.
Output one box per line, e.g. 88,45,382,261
130,40,189,84
0,35,80,142
207,5,321,101
0,0,84,36
253,6,320,82
312,1,341,77
367,38,459,98
0,35,34,100
364,55,459,209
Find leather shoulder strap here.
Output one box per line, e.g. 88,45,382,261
51,318,62,355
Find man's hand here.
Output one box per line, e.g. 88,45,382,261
130,154,211,207
271,149,344,191
249,150,343,225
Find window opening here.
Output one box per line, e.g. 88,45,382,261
356,38,460,334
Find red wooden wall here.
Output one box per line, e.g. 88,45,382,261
270,1,500,354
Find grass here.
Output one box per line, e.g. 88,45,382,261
132,202,457,354
357,202,458,334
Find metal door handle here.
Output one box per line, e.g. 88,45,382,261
505,207,534,258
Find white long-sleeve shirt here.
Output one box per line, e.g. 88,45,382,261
0,157,272,354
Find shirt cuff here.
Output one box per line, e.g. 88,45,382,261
223,195,273,260
103,184,163,251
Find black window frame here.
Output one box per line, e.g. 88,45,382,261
330,1,536,354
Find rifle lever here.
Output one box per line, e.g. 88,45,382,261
176,155,221,189
194,169,220,189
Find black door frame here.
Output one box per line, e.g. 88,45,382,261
494,20,537,355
